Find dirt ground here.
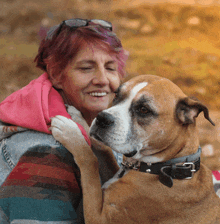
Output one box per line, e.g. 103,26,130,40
0,0,220,170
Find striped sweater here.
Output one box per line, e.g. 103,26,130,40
0,131,82,223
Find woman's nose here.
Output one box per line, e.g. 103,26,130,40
92,69,109,86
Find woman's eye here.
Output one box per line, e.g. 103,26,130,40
106,67,116,71
80,67,91,70
79,67,92,71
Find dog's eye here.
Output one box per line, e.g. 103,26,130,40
114,91,119,98
132,99,158,119
137,106,149,114
113,90,120,104
134,105,153,118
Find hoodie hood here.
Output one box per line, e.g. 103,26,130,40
0,73,90,145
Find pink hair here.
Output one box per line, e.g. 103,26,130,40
34,23,127,81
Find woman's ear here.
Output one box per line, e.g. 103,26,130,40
47,66,63,89
50,75,63,89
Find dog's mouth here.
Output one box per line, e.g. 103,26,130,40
91,133,103,142
90,130,138,158
124,150,137,158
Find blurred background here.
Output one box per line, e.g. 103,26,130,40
0,0,220,170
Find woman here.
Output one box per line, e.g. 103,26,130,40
0,18,127,223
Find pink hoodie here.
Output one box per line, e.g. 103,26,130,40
0,73,90,145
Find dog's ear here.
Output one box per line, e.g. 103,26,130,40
176,97,215,126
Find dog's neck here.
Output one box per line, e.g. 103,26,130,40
120,147,201,188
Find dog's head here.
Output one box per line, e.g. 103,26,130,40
90,75,214,163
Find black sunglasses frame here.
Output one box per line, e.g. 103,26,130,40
47,18,112,40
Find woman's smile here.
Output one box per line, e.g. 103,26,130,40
89,92,107,97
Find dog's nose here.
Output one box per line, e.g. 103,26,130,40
96,112,115,128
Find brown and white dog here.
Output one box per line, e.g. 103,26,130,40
51,75,220,224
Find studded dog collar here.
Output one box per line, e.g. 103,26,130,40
118,147,201,188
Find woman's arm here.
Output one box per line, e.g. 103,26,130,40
0,131,82,223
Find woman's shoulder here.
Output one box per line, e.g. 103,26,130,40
7,130,58,146
4,130,73,162
3,130,59,161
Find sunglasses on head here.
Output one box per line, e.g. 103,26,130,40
46,18,112,40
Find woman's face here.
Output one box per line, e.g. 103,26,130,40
59,44,121,124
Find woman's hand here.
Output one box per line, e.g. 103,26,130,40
51,115,97,167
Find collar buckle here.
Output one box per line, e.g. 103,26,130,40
121,161,139,170
182,162,196,179
118,161,139,178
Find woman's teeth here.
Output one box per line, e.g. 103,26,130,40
89,92,107,97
